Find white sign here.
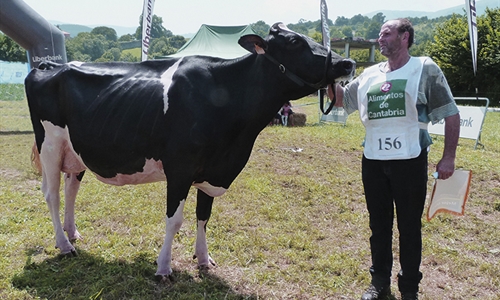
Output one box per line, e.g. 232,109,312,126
0,61,29,84
428,105,486,140
320,106,348,124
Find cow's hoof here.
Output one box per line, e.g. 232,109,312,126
198,264,211,271
69,235,83,243
155,274,174,283
193,254,217,267
59,249,78,258
197,264,211,277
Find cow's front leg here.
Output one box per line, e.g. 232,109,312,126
63,172,85,242
156,192,187,281
193,190,216,269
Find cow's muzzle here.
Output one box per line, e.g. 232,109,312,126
335,58,356,83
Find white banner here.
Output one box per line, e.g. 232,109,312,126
320,0,330,50
428,105,486,140
465,0,478,75
141,0,156,61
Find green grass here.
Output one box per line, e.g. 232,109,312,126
0,96,499,299
122,48,142,60
0,84,26,101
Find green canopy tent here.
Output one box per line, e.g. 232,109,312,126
165,24,257,59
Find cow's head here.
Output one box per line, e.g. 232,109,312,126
238,23,355,91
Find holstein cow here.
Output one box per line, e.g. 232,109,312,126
25,23,355,281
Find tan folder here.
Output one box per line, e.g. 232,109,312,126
427,169,472,221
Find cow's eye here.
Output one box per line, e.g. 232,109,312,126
289,38,303,48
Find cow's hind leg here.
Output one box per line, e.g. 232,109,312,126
194,190,216,270
63,171,85,242
40,148,76,255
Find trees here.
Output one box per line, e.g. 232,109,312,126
63,17,184,62
118,34,134,42
334,16,349,26
134,15,172,40
0,33,26,62
148,37,176,58
66,32,108,62
251,21,270,38
91,26,118,42
427,8,500,103
287,20,309,35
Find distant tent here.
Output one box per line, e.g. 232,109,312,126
165,24,257,59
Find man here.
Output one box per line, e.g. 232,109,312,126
329,18,460,300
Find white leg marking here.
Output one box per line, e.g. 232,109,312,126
160,58,183,114
195,220,216,268
156,199,186,276
40,132,75,254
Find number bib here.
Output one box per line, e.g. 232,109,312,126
357,57,425,160
372,133,408,157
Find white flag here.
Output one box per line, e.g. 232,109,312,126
320,0,330,50
141,0,156,61
465,0,478,76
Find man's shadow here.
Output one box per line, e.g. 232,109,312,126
12,246,258,299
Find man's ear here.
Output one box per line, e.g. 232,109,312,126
238,34,268,54
402,31,409,41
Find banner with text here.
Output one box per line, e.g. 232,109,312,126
465,0,478,75
428,105,486,140
141,0,156,61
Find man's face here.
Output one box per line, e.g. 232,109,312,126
378,21,406,57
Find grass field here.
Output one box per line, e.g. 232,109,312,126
0,93,499,300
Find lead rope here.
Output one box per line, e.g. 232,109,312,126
319,84,336,115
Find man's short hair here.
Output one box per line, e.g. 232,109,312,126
396,18,414,48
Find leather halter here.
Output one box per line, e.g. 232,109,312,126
262,51,337,114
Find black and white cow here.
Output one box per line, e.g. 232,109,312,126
25,23,355,281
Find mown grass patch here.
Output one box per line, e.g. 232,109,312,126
0,84,26,101
122,48,141,61
0,96,499,299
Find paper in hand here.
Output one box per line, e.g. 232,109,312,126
426,169,472,221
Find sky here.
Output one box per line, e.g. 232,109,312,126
19,0,470,35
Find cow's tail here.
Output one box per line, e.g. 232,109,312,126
26,83,44,176
31,141,42,175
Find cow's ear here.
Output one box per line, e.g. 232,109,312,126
238,34,268,54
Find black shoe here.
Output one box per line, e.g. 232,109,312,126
401,292,418,300
360,284,390,300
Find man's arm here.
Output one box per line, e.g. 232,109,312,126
326,83,344,108
436,113,460,179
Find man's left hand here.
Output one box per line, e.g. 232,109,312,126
436,157,455,180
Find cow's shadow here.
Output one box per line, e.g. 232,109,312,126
12,246,258,299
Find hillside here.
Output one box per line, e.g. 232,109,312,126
51,22,136,38
56,24,93,37
366,0,499,20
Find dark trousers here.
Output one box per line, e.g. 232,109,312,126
362,149,427,293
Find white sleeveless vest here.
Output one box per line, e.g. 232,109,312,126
357,57,425,160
